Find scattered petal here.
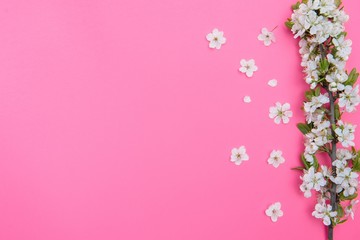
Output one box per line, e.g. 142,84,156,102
243,96,251,103
268,79,278,87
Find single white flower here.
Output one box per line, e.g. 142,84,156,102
312,202,337,226
319,0,336,15
336,148,353,161
206,28,226,49
239,59,258,77
338,85,360,113
320,165,332,179
300,180,312,198
258,27,276,46
230,146,249,166
327,54,345,71
304,154,315,163
303,93,329,114
346,199,359,220
303,166,327,192
333,36,352,60
333,167,358,197
269,102,293,124
267,150,285,168
268,79,278,87
332,159,347,175
335,121,356,148
243,96,251,103
325,70,347,92
265,202,284,222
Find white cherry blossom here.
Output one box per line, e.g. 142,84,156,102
265,202,284,222
303,166,327,191
333,167,358,197
258,27,276,46
230,146,249,166
312,202,337,226
300,179,312,198
206,28,226,49
333,36,352,60
267,150,285,168
269,102,293,124
239,59,258,78
338,85,360,113
346,199,359,220
335,121,356,147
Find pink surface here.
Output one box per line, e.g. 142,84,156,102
0,0,360,239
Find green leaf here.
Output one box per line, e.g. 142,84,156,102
302,0,308,4
351,147,357,154
319,59,329,74
340,192,358,201
352,151,360,172
285,20,294,30
301,154,310,170
292,2,301,10
337,32,347,38
337,219,347,225
305,90,314,101
337,204,345,218
312,155,319,170
314,87,321,96
297,123,312,135
334,104,341,120
344,68,359,86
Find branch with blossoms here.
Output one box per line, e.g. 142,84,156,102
286,0,360,239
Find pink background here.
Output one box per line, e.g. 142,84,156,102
0,0,360,239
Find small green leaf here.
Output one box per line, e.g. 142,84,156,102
337,219,348,225
337,32,347,38
340,193,358,201
297,123,312,135
312,155,319,170
351,147,357,154
319,59,329,74
301,154,310,170
285,20,294,30
337,204,345,218
344,68,359,86
305,90,314,101
292,2,301,10
334,104,341,120
314,87,321,96
352,151,360,172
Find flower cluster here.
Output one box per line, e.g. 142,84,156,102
287,0,360,230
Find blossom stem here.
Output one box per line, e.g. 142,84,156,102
328,226,334,240
320,42,337,240
271,25,278,32
327,87,338,240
